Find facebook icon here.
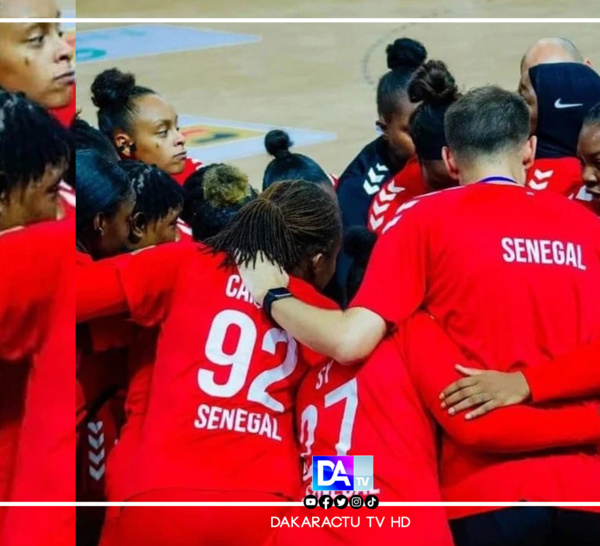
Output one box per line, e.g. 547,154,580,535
312,456,374,492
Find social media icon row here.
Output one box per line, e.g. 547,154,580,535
303,494,379,510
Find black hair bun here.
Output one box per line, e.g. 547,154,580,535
408,60,459,106
91,68,136,110
386,38,427,71
265,129,293,159
344,226,378,268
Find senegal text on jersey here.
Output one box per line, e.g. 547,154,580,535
194,403,282,440
501,238,587,271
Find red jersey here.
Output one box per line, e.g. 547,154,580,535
403,313,600,518
0,227,35,501
76,251,129,503
354,183,600,368
76,338,127,502
1,220,75,546
272,336,452,546
523,339,600,403
296,335,441,502
172,157,203,186
367,157,427,234
81,243,335,499
526,157,582,198
352,183,600,510
352,182,600,515
526,157,597,214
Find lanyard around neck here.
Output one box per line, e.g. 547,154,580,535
477,176,519,185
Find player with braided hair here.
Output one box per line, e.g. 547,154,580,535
77,179,342,545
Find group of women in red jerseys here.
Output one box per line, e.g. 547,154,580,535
1,4,600,544
74,30,600,546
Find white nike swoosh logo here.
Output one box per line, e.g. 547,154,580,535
555,99,584,109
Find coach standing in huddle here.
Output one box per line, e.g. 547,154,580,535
240,86,600,546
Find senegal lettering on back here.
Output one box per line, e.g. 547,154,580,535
501,238,586,271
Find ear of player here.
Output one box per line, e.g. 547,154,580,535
303,494,379,510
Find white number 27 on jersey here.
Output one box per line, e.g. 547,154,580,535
198,309,298,412
300,378,358,460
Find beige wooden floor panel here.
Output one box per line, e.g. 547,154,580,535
76,22,599,188
76,0,599,18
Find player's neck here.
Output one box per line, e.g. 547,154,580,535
458,159,526,187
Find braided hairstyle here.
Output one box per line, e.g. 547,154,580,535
206,179,341,273
0,89,71,194
120,160,185,224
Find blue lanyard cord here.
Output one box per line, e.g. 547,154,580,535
478,176,519,185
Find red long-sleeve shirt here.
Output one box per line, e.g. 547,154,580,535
402,313,600,518
352,183,600,516
524,340,600,404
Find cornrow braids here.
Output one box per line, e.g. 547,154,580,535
206,179,341,272
0,89,71,194
120,160,185,223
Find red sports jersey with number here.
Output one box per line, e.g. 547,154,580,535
172,157,203,186
352,182,600,516
93,243,336,500
367,157,427,234
296,336,442,502
271,336,454,546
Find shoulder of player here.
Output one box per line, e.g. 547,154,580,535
288,276,340,311
402,185,467,214
6,219,74,250
534,184,599,216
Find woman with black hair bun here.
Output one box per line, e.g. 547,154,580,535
334,37,427,304
368,59,461,235
262,129,337,200
337,38,427,224
90,68,201,185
